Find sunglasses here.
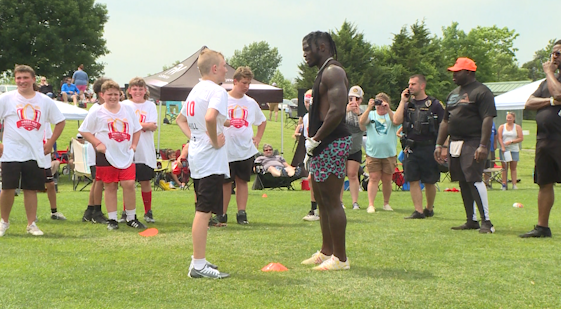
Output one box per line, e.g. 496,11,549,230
264,149,273,151
552,51,561,57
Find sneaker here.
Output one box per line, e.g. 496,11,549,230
312,255,350,271
501,184,507,191
144,210,155,223
479,220,495,234
188,264,230,279
423,208,434,217
0,219,9,237
404,211,426,219
218,214,228,224
236,210,248,225
107,219,119,230
303,210,320,221
117,211,127,223
352,202,360,210
367,206,376,213
189,256,219,270
82,208,94,222
341,202,346,209
26,223,44,236
383,204,393,211
519,225,552,238
512,185,518,190
126,216,147,229
301,251,330,265
451,220,480,230
91,211,109,224
208,216,226,227
50,212,67,220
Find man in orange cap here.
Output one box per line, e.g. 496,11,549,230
434,57,497,234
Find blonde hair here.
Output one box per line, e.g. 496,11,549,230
198,48,224,76
14,64,35,78
233,66,254,81
101,80,120,93
506,111,516,120
375,92,391,104
126,77,149,100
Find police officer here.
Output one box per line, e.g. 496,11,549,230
394,74,444,219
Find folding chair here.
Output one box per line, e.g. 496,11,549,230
70,138,93,191
284,106,299,128
153,159,172,191
483,160,506,189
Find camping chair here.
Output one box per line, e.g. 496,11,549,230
165,101,182,123
483,160,506,189
285,105,299,128
252,151,302,190
70,138,93,191
153,159,172,191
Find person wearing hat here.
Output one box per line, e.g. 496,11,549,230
394,74,445,219
434,57,496,233
345,86,366,210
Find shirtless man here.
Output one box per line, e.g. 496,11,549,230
300,31,352,271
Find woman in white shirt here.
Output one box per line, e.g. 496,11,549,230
497,112,523,190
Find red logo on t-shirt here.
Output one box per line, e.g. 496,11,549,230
16,104,42,131
228,105,249,129
135,110,147,123
107,118,131,142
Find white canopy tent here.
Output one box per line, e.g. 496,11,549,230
494,79,544,111
54,100,88,120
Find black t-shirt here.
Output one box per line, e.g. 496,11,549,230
403,96,445,142
533,75,561,141
39,84,54,95
444,80,496,140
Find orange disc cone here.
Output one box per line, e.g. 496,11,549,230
139,228,158,237
261,262,288,272
262,194,268,198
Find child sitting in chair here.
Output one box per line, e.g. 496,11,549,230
166,148,185,189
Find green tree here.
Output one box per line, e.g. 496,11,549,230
228,41,282,83
522,39,558,81
0,0,109,83
269,69,296,99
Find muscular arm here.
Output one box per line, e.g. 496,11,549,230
393,99,407,125
545,72,561,100
525,95,553,110
435,119,449,146
312,66,348,142
480,116,494,147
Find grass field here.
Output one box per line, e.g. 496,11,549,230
1,114,561,309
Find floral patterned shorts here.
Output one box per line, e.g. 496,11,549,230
310,136,352,183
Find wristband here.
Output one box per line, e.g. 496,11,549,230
435,144,442,149
95,141,102,148
479,144,487,148
551,97,555,106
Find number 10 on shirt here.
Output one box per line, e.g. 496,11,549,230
186,101,195,116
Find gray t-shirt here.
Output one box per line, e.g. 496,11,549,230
255,155,286,170
345,106,365,154
72,70,88,86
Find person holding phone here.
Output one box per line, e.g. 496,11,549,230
497,112,523,190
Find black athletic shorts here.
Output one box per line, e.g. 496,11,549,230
403,145,440,184
535,139,561,185
2,161,45,190
193,174,224,215
45,168,54,183
224,157,253,183
347,150,362,163
135,163,155,182
449,139,485,183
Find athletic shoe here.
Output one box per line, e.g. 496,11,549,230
352,202,360,210
91,211,108,224
26,223,44,236
188,264,230,279
0,219,9,237
512,185,518,190
144,210,155,223
479,220,495,234
302,210,320,221
188,256,219,270
126,216,147,229
50,212,67,220
107,219,119,230
301,251,330,265
236,210,248,225
82,208,94,222
218,214,228,224
312,255,350,271
519,225,552,238
451,220,480,230
341,202,346,209
383,204,394,211
367,206,376,213
404,211,426,219
501,184,507,191
208,216,226,227
423,208,434,217
117,211,127,223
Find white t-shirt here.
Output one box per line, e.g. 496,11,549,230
302,113,309,138
79,103,141,169
122,100,157,169
0,91,65,168
181,80,229,179
224,94,266,162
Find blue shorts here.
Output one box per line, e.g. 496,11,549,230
499,150,519,162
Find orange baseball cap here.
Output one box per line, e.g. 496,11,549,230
448,57,477,72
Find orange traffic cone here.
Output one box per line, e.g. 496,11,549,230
139,228,158,237
262,194,268,198
261,262,288,272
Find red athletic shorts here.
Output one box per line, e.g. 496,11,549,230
96,164,136,183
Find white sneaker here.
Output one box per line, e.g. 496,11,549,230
0,219,9,237
50,212,67,220
302,211,320,221
367,206,376,213
301,251,330,265
341,203,346,209
26,223,44,236
352,202,360,210
313,255,350,271
512,185,517,190
383,204,394,211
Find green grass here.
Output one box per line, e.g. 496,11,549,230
1,117,560,308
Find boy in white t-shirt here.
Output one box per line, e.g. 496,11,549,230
120,77,158,223
220,66,266,225
78,80,144,231
176,48,230,279
0,65,66,237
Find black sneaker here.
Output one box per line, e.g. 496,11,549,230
404,211,426,219
218,214,228,224
82,208,94,222
423,208,434,217
520,225,552,238
126,216,147,229
107,219,119,230
208,216,226,227
479,220,495,234
117,211,127,223
451,220,480,230
91,211,108,224
188,264,230,279
237,210,248,224
144,210,155,223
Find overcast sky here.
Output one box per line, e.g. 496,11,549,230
97,0,558,86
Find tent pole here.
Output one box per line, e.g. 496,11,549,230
157,100,162,156
280,102,284,155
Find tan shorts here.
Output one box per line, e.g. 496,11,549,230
366,155,397,175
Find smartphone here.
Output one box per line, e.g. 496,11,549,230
405,89,410,98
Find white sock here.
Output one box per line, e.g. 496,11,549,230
108,211,118,221
126,209,136,221
193,258,207,270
